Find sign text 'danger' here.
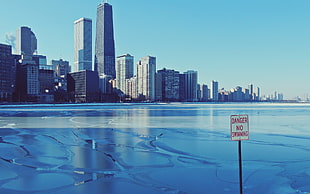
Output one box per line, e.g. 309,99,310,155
230,114,249,141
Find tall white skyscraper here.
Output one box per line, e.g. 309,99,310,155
137,56,156,102
255,87,260,101
116,54,134,94
74,18,92,72
16,26,37,56
211,80,219,102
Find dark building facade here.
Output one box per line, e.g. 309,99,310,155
67,70,99,103
179,74,186,101
184,70,198,102
16,26,37,56
94,3,116,78
201,84,209,101
0,44,13,102
39,69,54,94
52,59,70,77
16,61,39,102
11,55,21,101
32,55,47,66
156,68,180,102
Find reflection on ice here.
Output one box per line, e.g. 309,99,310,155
2,173,74,191
0,103,309,193
0,166,17,180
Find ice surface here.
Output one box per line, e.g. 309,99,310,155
0,103,309,193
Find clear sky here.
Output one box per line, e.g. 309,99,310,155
1,0,310,99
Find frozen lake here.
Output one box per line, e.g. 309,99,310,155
0,103,309,193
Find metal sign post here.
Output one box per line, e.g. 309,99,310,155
238,140,243,194
230,114,249,194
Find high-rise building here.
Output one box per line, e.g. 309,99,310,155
155,72,163,101
232,86,243,102
197,84,201,100
67,70,99,103
179,74,186,101
99,74,113,95
184,70,198,101
201,84,209,101
0,44,13,101
95,3,115,78
116,54,134,94
16,26,37,56
74,18,92,72
137,56,156,101
12,55,21,101
156,68,180,101
126,76,138,100
39,68,54,94
51,59,70,77
255,87,260,101
243,88,250,101
16,55,39,101
248,83,254,101
32,55,47,67
211,80,219,102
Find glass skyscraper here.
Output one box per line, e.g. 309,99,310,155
95,3,116,78
184,70,198,102
211,80,219,101
16,26,37,56
74,18,92,72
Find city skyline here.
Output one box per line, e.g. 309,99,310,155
1,1,310,99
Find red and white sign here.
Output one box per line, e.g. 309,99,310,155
230,114,249,141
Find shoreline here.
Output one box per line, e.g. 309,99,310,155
0,101,308,109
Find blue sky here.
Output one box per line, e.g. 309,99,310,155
1,0,310,99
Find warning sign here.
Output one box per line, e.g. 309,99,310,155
230,114,249,141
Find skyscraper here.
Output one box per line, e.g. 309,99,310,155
211,80,219,102
255,87,260,101
74,18,92,72
248,83,254,101
16,56,40,101
95,2,115,78
179,74,186,101
201,84,209,101
16,26,37,56
52,59,70,77
0,44,13,101
137,56,156,102
116,54,134,94
127,76,138,100
156,68,180,101
184,70,198,102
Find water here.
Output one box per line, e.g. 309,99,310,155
0,103,309,193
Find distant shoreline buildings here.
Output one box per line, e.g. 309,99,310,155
1,2,289,104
